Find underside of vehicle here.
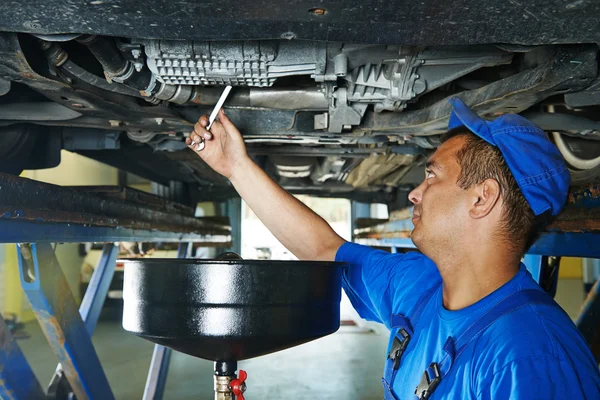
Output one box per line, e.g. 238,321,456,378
1,0,599,207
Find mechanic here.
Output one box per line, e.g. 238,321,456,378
186,98,600,399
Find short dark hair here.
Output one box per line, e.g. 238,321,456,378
442,128,538,253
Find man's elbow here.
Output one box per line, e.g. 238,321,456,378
300,237,346,262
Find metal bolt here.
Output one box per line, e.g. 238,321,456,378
131,49,141,59
413,80,426,95
109,120,121,127
134,62,143,72
155,118,164,125
280,32,296,40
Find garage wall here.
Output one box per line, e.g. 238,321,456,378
25,150,119,187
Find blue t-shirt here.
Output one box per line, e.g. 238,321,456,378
336,242,600,399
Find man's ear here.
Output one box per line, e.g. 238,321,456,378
469,178,501,219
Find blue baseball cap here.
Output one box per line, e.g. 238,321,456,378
447,98,570,217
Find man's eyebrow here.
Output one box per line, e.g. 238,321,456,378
425,160,443,171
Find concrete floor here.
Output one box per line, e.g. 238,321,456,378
19,313,389,399
17,278,586,400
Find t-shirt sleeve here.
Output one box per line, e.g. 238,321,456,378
335,242,440,328
476,357,599,399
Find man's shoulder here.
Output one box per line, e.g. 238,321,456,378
336,242,430,266
469,297,594,377
337,242,438,282
474,302,561,358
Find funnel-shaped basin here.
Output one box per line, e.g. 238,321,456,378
122,258,343,361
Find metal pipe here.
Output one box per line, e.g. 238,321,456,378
73,36,196,102
214,361,238,400
191,86,328,110
77,35,128,76
523,111,600,132
75,35,159,97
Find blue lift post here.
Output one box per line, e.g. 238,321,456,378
143,243,190,400
47,243,120,398
18,243,115,400
0,313,45,400
219,198,242,255
576,278,600,361
78,244,120,335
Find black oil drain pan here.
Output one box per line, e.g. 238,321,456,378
122,258,344,361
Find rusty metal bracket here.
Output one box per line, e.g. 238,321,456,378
0,173,232,244
0,313,45,399
18,243,115,400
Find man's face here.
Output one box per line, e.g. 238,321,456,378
409,136,472,255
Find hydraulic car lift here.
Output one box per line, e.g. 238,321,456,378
0,172,233,400
3,173,600,399
353,183,600,363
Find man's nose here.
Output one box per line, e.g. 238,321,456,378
408,183,424,205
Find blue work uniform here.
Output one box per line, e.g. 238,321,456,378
336,242,600,399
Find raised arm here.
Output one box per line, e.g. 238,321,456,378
186,109,346,261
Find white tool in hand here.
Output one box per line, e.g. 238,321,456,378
192,85,233,151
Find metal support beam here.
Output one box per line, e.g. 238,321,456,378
220,198,242,255
48,244,119,399
351,201,371,241
0,313,45,400
0,218,231,244
583,258,600,294
18,243,114,400
576,278,600,363
522,254,543,284
79,244,119,334
0,173,232,244
143,345,172,400
143,243,189,400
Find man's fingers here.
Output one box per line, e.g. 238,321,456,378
188,132,203,145
194,119,213,140
194,121,207,133
217,108,237,132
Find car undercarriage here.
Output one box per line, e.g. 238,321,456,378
0,0,599,207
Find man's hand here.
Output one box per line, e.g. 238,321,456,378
185,109,250,180
185,109,345,261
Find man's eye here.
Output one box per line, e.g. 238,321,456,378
426,171,435,179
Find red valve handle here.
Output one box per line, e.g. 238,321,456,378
230,370,247,400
